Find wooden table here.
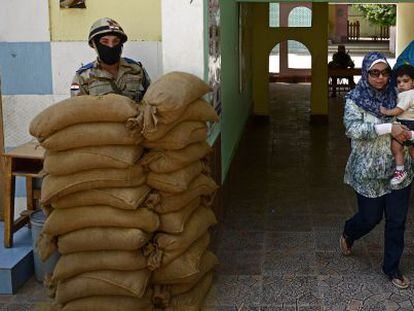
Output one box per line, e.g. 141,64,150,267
328,67,361,97
3,141,44,247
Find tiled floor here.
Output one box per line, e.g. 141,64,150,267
2,84,414,310
204,83,414,310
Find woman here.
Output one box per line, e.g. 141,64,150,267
340,52,413,289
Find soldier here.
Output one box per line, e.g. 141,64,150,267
70,17,151,102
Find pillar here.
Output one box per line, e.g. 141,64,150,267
396,3,414,56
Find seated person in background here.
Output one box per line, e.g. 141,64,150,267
380,64,414,186
330,45,355,70
329,45,356,96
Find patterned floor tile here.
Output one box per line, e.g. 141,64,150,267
263,251,317,277
264,232,315,252
216,230,265,252
262,275,321,306
316,251,372,276
264,215,313,232
318,274,387,311
217,250,264,275
204,275,262,307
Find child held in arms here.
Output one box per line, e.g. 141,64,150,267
381,64,414,186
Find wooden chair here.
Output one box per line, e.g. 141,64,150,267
0,80,45,248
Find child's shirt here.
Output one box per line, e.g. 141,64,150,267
397,89,414,121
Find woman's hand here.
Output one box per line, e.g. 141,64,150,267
380,106,388,115
391,124,411,142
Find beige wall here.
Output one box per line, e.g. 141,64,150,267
49,0,161,41
252,3,328,117
396,3,414,56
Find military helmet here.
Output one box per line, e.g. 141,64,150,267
88,17,128,47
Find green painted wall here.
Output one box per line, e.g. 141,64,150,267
220,1,254,181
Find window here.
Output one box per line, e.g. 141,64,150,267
288,7,312,27
269,3,280,28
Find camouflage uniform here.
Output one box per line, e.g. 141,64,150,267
70,57,151,102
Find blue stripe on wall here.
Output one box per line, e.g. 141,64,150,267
0,42,53,95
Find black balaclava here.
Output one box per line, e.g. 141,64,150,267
94,35,123,65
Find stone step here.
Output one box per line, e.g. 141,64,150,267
0,223,34,294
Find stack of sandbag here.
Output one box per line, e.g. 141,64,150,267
139,72,220,310
29,94,158,311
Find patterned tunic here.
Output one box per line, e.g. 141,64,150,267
344,99,413,198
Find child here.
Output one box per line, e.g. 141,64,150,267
380,64,414,186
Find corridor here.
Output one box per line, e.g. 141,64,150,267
205,83,414,310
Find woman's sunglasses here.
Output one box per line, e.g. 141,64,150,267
368,68,391,78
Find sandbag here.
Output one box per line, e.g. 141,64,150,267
58,227,151,254
147,161,205,193
60,295,154,311
42,206,159,236
56,270,151,304
44,145,143,175
37,232,57,261
40,122,142,151
152,251,217,304
156,174,218,214
143,100,219,141
151,233,210,284
154,207,216,266
165,272,213,311
53,250,148,281
159,197,200,234
142,72,211,128
41,166,145,204
51,186,151,210
141,142,212,173
29,94,139,140
143,121,207,150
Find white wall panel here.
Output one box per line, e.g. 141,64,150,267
161,0,204,79
2,95,68,147
0,0,50,42
51,41,162,95
123,41,163,81
51,42,96,96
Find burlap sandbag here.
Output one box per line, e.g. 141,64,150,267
142,72,211,129
165,272,213,311
156,174,218,214
40,122,142,151
37,232,57,261
60,295,154,311
151,233,209,284
143,121,207,150
44,145,143,175
152,251,217,304
154,206,217,267
53,250,148,281
147,161,205,193
58,227,151,254
55,270,151,304
170,251,217,287
29,94,139,140
41,166,145,204
159,197,200,234
141,142,212,173
42,206,159,236
143,99,219,141
51,185,151,210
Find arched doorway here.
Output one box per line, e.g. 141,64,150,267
269,40,312,120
